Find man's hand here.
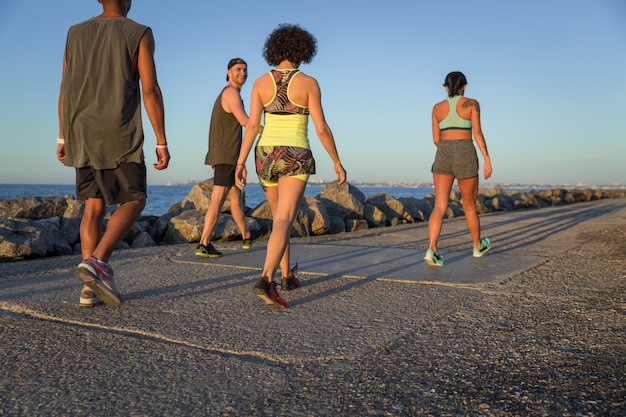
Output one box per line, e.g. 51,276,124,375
154,147,170,170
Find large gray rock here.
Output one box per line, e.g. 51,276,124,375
363,202,387,228
60,198,84,246
317,181,365,220
174,178,246,214
163,210,260,244
0,217,72,260
300,196,332,236
365,193,414,225
398,197,425,222
0,196,69,219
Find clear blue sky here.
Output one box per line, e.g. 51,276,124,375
0,0,624,187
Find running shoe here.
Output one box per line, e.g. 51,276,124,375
195,243,222,258
74,257,121,306
79,286,101,308
242,230,263,250
281,264,300,291
253,277,287,308
473,238,492,258
423,249,444,267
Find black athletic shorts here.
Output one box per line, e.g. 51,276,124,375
76,162,147,205
213,164,236,187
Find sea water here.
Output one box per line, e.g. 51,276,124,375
0,183,435,217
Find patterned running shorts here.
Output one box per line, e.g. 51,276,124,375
255,145,316,186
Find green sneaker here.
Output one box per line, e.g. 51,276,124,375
424,249,444,266
473,238,492,258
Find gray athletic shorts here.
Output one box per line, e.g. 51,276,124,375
431,139,479,179
76,162,147,205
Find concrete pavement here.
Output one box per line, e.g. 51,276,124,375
1,199,625,416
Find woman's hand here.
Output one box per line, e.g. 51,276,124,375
335,162,347,185
483,160,492,180
235,164,247,190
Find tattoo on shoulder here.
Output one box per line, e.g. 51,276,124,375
462,99,480,113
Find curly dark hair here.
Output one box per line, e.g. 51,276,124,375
263,24,317,67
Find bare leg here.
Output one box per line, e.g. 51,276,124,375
428,173,455,253
198,185,229,246
80,197,106,260
91,199,146,263
228,186,250,239
261,177,306,281
457,175,481,248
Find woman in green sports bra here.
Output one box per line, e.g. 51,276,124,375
424,71,493,267
235,24,347,308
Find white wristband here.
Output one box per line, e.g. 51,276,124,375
57,137,65,144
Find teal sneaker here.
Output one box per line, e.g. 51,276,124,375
424,249,444,266
473,238,492,258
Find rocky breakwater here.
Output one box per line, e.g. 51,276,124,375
1,181,624,262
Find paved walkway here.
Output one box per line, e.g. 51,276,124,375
1,199,625,416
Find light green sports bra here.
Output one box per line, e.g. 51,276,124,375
439,95,472,131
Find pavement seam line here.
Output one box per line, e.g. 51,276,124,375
1,302,363,364
1,301,327,364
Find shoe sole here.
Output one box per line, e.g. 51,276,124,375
79,298,101,308
74,267,122,307
195,252,222,258
473,248,491,258
423,257,444,267
252,287,286,308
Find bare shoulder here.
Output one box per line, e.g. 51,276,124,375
432,99,448,117
461,97,480,110
294,71,318,87
222,85,240,96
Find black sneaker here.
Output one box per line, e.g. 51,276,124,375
195,243,222,258
281,264,300,291
242,230,263,250
253,278,287,308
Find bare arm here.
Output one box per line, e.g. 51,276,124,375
431,104,441,146
56,49,67,164
306,76,346,185
235,78,263,189
469,99,492,179
221,86,249,127
137,29,169,170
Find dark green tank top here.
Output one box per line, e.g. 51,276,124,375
204,87,243,166
62,17,148,169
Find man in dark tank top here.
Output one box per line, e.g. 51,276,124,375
195,58,261,259
56,0,170,307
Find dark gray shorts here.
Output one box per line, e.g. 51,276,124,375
76,162,147,205
431,140,478,179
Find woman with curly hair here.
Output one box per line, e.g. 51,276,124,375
236,24,346,308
